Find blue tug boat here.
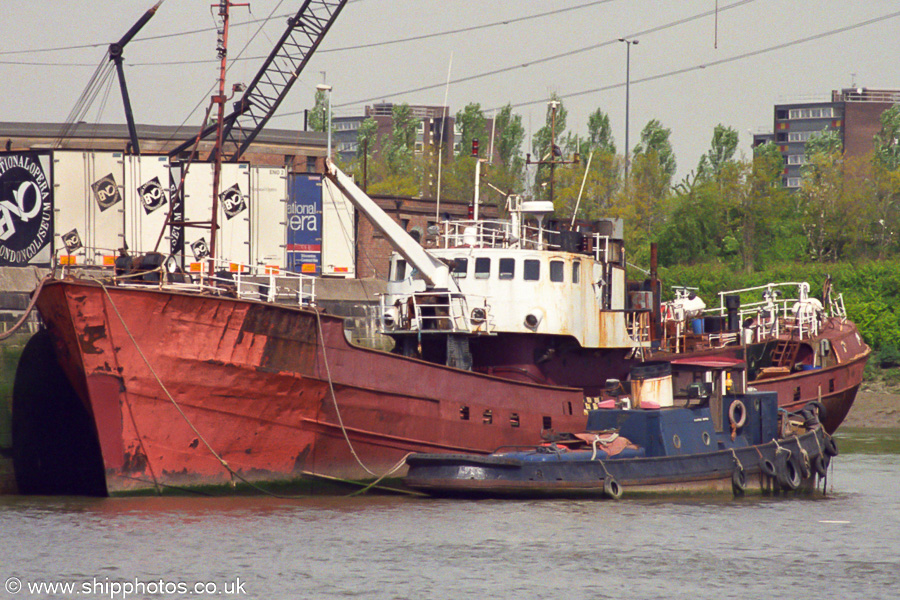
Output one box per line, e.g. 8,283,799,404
404,360,837,499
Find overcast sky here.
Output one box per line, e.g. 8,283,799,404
2,0,899,180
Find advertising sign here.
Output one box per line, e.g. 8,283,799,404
287,174,322,275
0,151,53,266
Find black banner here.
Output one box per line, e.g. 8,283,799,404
0,151,54,266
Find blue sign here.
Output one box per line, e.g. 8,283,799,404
287,174,322,274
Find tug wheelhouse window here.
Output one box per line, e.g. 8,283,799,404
524,259,540,281
452,257,468,279
499,258,515,280
475,257,491,279
572,261,580,283
550,260,564,282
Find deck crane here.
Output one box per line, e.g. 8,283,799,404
168,0,348,163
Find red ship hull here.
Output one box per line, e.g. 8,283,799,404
21,279,588,495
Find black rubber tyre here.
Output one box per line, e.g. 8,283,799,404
776,452,801,491
604,477,623,500
804,400,828,423
732,468,747,496
823,435,839,457
813,453,829,477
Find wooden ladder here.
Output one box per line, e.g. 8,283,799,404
771,339,800,367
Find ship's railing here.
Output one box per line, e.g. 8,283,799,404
96,254,316,307
378,291,494,334
710,282,823,341
440,219,553,250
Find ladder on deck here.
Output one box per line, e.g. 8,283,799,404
770,339,801,368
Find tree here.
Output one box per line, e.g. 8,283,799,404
494,103,525,174
625,120,676,245
870,106,900,258
633,119,676,182
383,103,418,175
586,108,616,155
308,89,329,132
798,134,864,261
356,117,378,160
455,103,488,158
875,105,900,170
804,128,842,159
697,124,739,180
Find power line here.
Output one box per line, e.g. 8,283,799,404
301,5,897,117
497,9,900,112
325,0,758,112
1,0,615,67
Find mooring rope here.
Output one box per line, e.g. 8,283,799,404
0,275,50,341
100,280,409,497
314,308,401,479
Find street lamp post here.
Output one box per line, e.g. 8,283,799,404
618,37,638,185
316,83,332,159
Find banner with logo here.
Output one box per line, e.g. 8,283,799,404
0,151,54,266
286,174,322,275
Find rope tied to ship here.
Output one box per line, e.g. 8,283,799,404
0,274,50,342
729,448,744,473
98,281,230,478
314,308,434,492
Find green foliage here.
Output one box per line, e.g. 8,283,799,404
875,105,900,170
309,89,329,133
356,117,378,160
455,103,488,158
495,104,525,174
659,259,900,353
586,108,616,155
634,119,676,182
697,124,738,180
877,345,900,369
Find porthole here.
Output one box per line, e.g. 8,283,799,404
701,431,711,446
673,434,682,449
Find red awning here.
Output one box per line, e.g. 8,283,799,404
670,356,745,369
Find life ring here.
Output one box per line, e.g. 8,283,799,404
823,435,839,457
604,477,623,500
761,458,777,478
728,400,747,429
731,468,747,496
775,452,801,490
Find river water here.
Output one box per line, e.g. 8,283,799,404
0,429,898,600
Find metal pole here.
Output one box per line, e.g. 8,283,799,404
619,38,638,187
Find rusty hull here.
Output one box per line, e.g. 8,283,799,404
33,279,588,494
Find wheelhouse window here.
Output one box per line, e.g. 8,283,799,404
475,257,491,279
392,259,407,281
524,259,540,281
550,260,564,283
499,258,515,280
572,261,580,283
452,257,468,279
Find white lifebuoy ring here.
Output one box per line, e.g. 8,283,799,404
728,399,747,429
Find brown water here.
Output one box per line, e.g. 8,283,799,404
0,437,898,600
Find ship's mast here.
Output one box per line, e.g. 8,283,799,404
207,0,248,276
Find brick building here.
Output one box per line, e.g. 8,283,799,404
355,194,499,279
753,87,900,188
